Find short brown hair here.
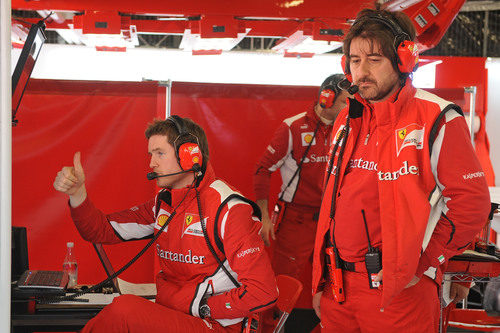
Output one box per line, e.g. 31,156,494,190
343,9,416,73
145,117,210,168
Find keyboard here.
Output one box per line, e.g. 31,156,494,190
17,270,69,290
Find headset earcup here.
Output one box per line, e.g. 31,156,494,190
396,40,419,74
177,142,203,171
319,89,335,108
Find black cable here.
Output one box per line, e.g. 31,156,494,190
329,117,350,219
40,183,195,304
327,117,350,264
196,187,240,288
324,126,346,189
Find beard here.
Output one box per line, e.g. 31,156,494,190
357,75,400,101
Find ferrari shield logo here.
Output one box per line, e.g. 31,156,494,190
395,123,425,156
185,215,193,226
181,213,205,238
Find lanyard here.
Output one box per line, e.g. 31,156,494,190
278,119,321,201
324,116,351,255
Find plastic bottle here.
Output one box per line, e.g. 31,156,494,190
62,242,78,288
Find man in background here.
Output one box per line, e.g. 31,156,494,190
254,74,350,331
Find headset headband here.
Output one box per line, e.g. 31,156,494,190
347,12,418,75
167,115,187,136
167,115,200,147
362,14,411,44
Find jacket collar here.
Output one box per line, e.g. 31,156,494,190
161,163,216,209
348,79,416,121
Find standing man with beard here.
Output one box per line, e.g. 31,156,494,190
312,8,490,332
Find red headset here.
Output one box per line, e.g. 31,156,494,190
166,115,203,171
319,89,336,109
318,74,346,108
342,13,419,79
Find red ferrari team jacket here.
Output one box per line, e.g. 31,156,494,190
312,82,490,308
254,107,333,206
70,164,278,327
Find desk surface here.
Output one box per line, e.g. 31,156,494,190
12,310,100,332
36,292,119,310
11,292,119,333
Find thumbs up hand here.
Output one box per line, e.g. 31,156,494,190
72,151,86,185
53,152,87,207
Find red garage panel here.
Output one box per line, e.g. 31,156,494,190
170,81,319,203
12,79,164,284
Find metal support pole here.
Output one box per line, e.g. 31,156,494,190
464,86,477,148
0,1,12,332
166,80,172,117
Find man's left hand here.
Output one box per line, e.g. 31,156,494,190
449,283,470,303
373,270,420,288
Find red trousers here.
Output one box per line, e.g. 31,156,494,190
82,295,243,333
272,203,318,309
319,272,440,333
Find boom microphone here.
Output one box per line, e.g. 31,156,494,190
147,164,201,180
337,78,359,95
147,170,186,180
347,84,359,95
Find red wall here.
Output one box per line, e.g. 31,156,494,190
170,81,318,201
13,79,163,283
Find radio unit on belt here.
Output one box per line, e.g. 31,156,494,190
270,200,286,232
361,209,382,289
325,236,345,303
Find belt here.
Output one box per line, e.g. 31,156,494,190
285,203,320,221
340,259,367,273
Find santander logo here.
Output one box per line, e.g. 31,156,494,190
378,161,419,181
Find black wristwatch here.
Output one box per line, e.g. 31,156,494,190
199,299,211,319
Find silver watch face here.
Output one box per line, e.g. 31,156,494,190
200,304,210,318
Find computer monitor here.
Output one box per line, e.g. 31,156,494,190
11,227,29,282
11,20,47,125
